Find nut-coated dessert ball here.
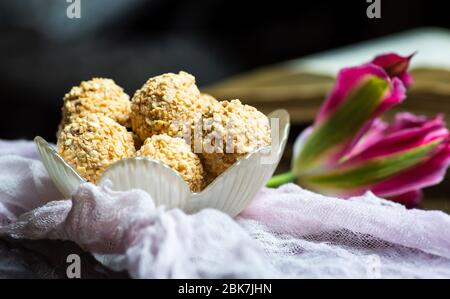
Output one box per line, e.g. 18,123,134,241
199,99,271,177
57,113,136,183
135,134,206,192
130,72,203,142
59,78,131,135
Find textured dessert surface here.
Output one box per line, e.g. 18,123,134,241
59,78,131,135
131,71,204,141
136,134,206,192
199,99,271,177
57,113,135,183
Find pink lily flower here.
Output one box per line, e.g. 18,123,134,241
267,53,450,207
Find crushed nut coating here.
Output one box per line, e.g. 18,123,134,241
59,78,131,135
199,93,221,114
135,134,206,192
57,113,136,183
199,99,271,177
131,71,203,142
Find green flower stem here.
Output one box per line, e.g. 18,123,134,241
266,171,297,188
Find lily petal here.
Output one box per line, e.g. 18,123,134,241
300,138,443,193
388,190,422,208
296,70,405,173
371,52,415,87
295,75,391,172
370,141,450,198
346,118,388,158
343,114,448,164
315,65,387,124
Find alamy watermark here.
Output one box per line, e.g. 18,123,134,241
66,253,81,278
66,0,81,19
67,0,380,20
366,0,381,19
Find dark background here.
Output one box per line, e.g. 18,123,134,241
0,0,448,142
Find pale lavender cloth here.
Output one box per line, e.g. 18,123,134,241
1,139,450,278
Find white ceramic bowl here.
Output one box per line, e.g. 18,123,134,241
35,109,289,217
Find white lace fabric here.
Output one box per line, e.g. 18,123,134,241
1,140,450,278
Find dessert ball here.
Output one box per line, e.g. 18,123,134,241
130,71,203,141
199,93,221,114
135,134,205,192
199,99,271,177
59,78,131,135
57,113,136,183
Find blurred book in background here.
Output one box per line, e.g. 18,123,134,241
205,28,450,126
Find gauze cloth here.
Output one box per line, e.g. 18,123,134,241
1,139,450,278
